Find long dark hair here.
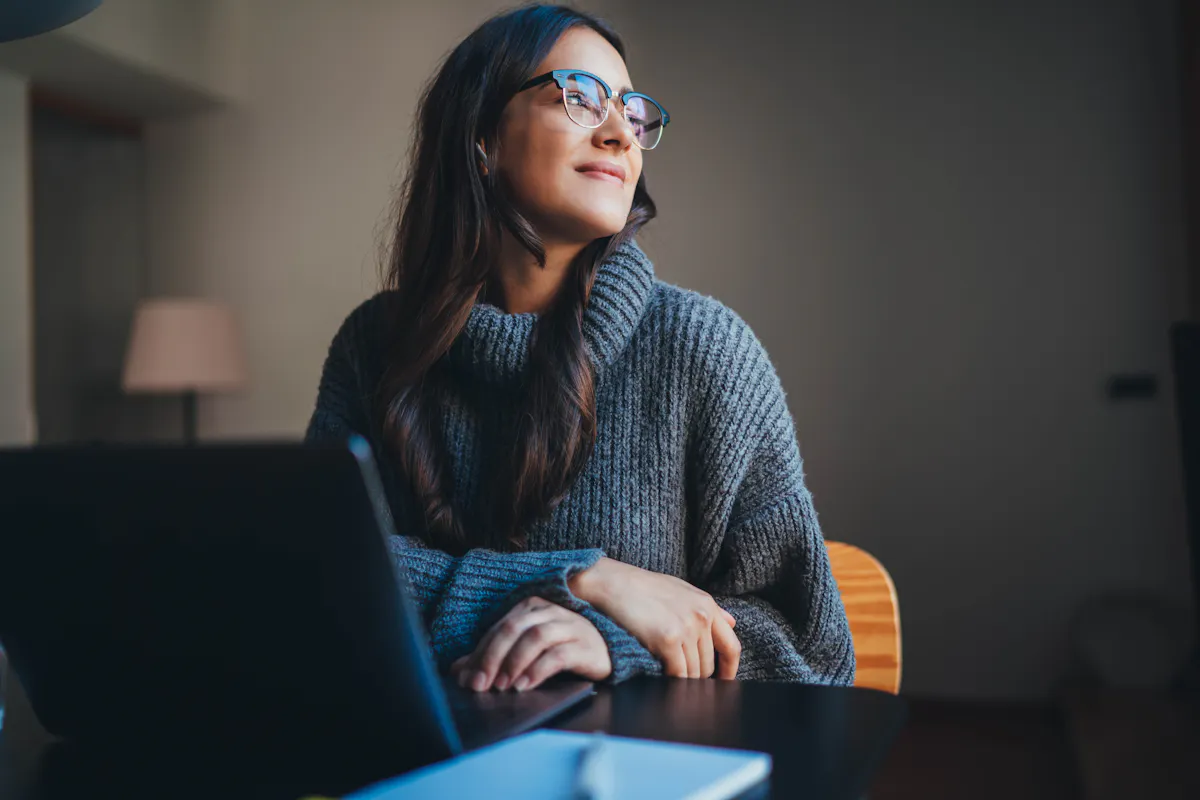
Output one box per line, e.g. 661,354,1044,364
378,4,657,555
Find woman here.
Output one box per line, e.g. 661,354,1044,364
306,4,853,692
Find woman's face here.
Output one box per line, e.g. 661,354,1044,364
492,27,643,244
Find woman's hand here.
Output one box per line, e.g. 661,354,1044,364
569,558,741,680
451,597,611,692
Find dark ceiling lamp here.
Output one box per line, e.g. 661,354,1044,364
0,0,103,43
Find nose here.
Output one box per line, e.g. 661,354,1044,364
592,98,636,151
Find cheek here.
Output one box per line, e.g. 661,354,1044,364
499,127,639,234
499,128,576,210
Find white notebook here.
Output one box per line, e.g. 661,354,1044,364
346,729,771,800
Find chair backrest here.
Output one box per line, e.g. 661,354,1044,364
826,541,901,694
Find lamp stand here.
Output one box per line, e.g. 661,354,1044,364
182,389,198,444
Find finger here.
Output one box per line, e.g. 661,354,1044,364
472,606,557,691
683,637,701,679
452,655,473,687
495,619,576,691
712,617,742,680
722,609,737,628
469,599,557,691
699,625,715,679
516,643,575,690
662,645,688,679
469,596,552,667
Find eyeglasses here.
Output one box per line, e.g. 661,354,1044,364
518,69,670,150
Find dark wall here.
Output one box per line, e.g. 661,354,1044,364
603,0,1194,698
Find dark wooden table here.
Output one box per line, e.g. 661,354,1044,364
0,674,906,799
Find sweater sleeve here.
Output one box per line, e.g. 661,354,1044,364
687,305,855,685
305,298,659,682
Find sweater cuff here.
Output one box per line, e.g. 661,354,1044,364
575,606,663,683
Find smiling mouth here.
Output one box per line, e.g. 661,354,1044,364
577,169,624,185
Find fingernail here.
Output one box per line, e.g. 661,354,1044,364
471,671,488,692
494,673,509,691
513,676,531,692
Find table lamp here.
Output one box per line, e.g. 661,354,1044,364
121,299,248,443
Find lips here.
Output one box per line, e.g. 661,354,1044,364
576,161,627,183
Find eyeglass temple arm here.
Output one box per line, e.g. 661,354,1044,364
518,73,558,92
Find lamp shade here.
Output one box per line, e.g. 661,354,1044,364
0,0,103,43
122,299,248,393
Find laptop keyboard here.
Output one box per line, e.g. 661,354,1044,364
442,677,533,713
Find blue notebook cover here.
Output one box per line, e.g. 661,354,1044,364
345,729,772,800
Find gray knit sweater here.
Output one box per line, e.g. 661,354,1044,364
305,240,854,685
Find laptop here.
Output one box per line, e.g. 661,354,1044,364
0,437,594,781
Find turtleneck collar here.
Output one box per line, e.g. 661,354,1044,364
447,238,656,388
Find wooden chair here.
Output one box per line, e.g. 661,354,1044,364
826,541,902,694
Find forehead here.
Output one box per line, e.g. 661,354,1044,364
535,27,632,91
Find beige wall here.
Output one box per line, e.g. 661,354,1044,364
136,0,1192,699
0,69,33,446
62,0,246,102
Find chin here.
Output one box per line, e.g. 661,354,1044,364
535,216,623,244
585,218,628,240
525,192,631,242
562,206,630,241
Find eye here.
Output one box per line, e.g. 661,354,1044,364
567,92,605,114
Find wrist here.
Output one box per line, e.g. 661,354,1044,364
568,556,608,606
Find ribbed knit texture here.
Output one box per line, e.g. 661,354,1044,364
305,239,855,685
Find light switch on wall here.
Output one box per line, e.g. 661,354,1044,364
1105,373,1158,401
